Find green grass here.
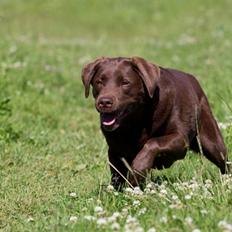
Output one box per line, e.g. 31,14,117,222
0,0,232,231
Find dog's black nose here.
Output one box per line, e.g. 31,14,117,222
98,97,113,109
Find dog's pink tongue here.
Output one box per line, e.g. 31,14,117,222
103,118,116,126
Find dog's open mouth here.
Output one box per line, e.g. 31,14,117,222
100,113,117,127
100,109,130,131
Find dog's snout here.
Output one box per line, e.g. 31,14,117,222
98,97,114,109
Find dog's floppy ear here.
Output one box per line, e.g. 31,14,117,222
131,57,160,98
81,57,105,98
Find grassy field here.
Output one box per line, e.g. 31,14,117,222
0,0,232,231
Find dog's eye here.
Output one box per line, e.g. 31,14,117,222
122,79,130,86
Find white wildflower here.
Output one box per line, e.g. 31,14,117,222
122,207,129,216
144,182,156,193
144,188,151,194
96,217,108,226
126,215,137,224
133,200,141,207
96,199,102,205
169,201,182,209
134,228,144,232
108,212,121,223
185,194,192,200
112,212,121,219
147,228,156,232
172,195,178,201
185,217,193,225
205,179,213,188
159,189,168,195
111,222,120,230
150,189,156,194
27,216,34,222
125,187,134,194
106,185,114,192
94,206,105,215
84,215,96,221
82,207,87,212
133,187,143,195
218,122,231,130
146,183,154,189
172,215,177,219
138,208,147,216
222,174,232,187
87,197,93,202
202,189,213,199
218,220,232,231
189,181,199,190
200,209,208,215
192,229,201,232
125,226,144,232
160,216,168,223
69,216,78,222
125,215,144,232
145,183,157,194
69,192,77,197
94,206,103,213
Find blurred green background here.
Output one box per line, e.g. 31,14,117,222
1,0,232,118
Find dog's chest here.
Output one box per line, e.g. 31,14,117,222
104,127,150,158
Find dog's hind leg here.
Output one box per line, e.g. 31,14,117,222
197,98,228,173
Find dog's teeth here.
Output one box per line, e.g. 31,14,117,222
103,118,116,126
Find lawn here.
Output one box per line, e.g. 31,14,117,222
0,0,232,231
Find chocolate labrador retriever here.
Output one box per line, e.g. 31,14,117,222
82,57,228,189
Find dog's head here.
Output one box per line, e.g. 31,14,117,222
81,57,160,131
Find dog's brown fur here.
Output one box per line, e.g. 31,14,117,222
82,57,228,189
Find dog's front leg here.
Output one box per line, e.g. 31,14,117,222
130,133,188,185
108,148,128,191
